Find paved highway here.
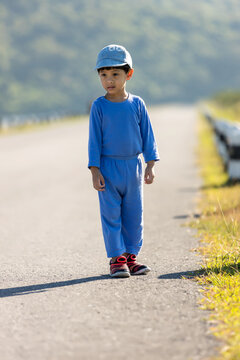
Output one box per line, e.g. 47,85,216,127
0,106,218,360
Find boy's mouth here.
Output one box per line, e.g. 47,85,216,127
107,86,115,90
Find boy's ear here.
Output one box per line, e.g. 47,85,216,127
126,68,134,80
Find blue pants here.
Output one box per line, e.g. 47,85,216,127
98,155,143,258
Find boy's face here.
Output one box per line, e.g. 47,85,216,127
98,68,134,96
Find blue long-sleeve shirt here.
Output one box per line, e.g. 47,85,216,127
88,94,159,168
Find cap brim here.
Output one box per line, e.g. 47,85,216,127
94,58,128,70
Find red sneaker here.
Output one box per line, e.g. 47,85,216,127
110,256,130,278
126,254,151,275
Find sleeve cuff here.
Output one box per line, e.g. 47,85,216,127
88,161,100,169
143,153,160,163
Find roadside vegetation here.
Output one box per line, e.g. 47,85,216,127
207,90,240,123
192,93,240,359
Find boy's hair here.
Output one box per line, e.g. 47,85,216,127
97,64,131,74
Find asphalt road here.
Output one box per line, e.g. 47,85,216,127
0,106,219,360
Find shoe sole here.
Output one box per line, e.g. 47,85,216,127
110,271,130,278
131,267,151,275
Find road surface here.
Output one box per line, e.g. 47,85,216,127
0,106,219,360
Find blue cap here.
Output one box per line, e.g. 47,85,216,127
95,44,132,70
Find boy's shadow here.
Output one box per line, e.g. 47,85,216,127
159,262,240,280
158,270,202,279
2,262,239,298
0,275,110,298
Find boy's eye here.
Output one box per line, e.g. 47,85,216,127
113,73,119,76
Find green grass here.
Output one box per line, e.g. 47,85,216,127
0,115,86,136
191,116,240,359
207,103,240,124
208,91,240,123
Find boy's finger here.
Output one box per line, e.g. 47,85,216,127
98,179,105,190
100,174,105,186
145,175,153,184
94,184,105,191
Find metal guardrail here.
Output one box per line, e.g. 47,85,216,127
203,111,240,180
0,111,72,130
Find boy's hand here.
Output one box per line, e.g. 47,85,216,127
90,167,105,191
144,161,155,184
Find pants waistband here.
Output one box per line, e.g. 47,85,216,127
101,154,140,160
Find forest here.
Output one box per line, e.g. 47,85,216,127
0,0,240,115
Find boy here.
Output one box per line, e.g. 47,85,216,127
88,44,159,278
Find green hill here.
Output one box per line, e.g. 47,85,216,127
0,0,240,115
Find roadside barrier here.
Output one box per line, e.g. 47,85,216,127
203,111,240,180
0,110,72,130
